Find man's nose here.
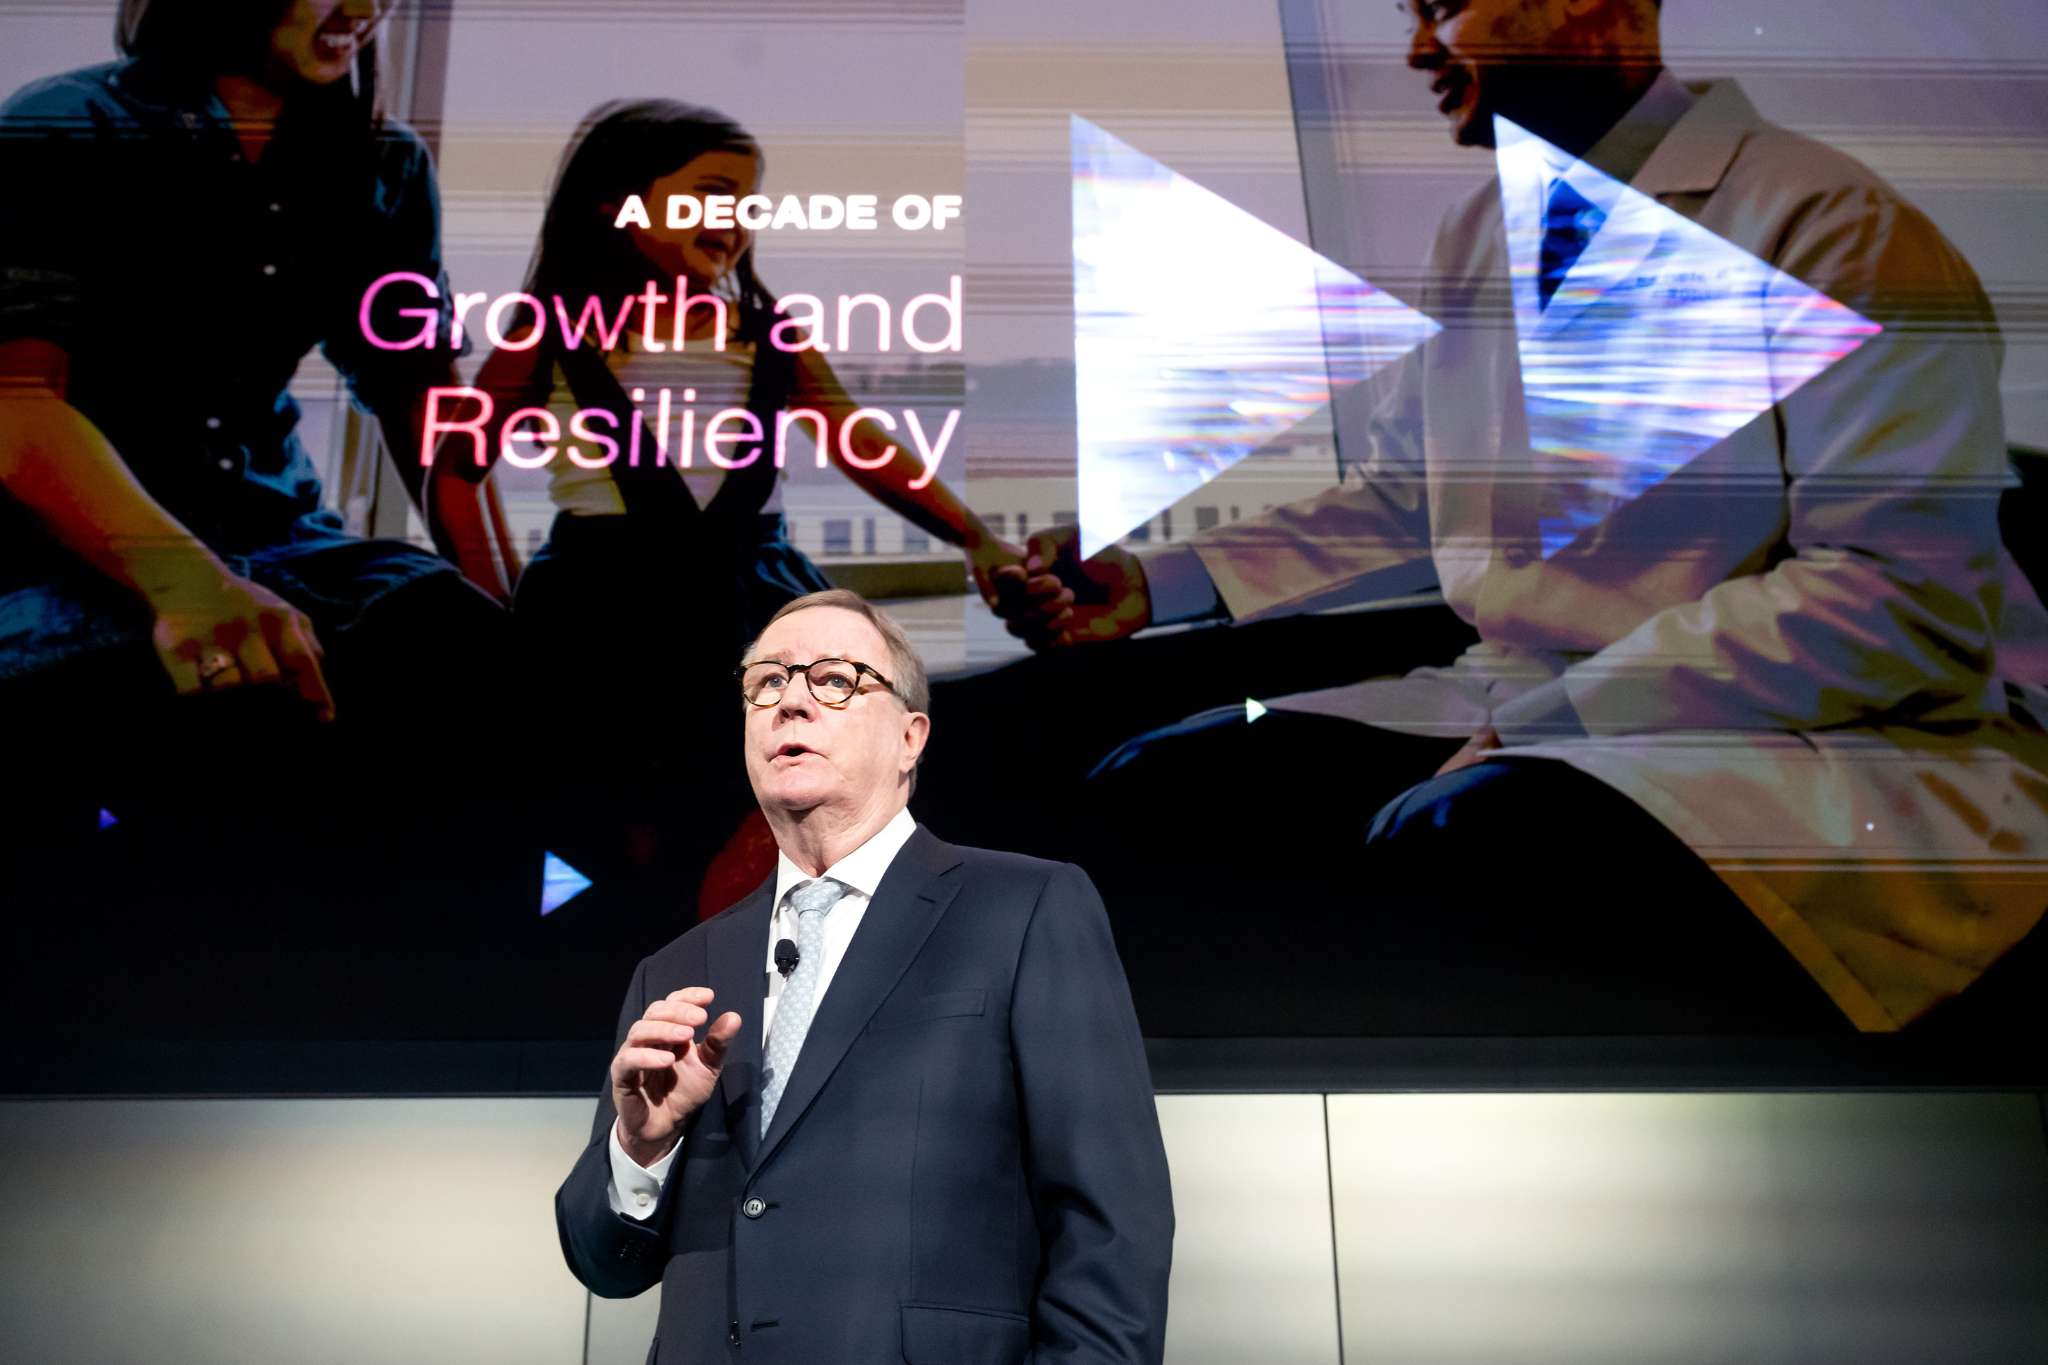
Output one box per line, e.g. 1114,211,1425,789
776,675,822,718
1408,15,1446,71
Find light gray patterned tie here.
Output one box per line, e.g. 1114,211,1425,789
760,877,845,1137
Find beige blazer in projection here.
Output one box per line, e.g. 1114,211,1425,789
1188,80,2048,1030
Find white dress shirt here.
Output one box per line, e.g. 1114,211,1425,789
608,807,919,1219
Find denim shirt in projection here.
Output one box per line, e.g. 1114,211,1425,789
0,59,457,579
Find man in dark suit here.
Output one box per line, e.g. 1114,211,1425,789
555,588,1174,1364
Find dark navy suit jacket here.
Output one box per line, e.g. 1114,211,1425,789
555,826,1175,1364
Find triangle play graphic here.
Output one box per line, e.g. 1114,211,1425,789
1071,115,1442,558
1493,115,1882,558
539,851,593,917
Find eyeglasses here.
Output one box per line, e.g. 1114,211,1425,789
737,658,899,709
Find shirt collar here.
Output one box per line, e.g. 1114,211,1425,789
772,806,918,911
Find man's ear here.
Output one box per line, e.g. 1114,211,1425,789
900,711,931,772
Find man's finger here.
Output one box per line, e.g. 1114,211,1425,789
986,564,1031,611
1021,574,1072,606
642,1001,709,1028
1029,627,1074,651
612,1045,684,1077
627,1019,699,1047
694,1011,742,1072
664,987,716,1006
1008,606,1073,649
1001,587,1072,635
1024,526,1080,573
1024,530,1062,570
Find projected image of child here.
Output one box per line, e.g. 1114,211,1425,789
431,99,1020,907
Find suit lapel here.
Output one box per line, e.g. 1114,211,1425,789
1630,79,1754,203
709,879,775,1168
752,826,964,1173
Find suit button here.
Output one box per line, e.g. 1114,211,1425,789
742,1197,767,1219
729,1321,742,1348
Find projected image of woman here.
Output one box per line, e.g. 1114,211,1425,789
0,2,520,978
436,100,1020,903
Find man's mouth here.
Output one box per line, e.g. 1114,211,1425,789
1432,69,1473,118
773,742,816,761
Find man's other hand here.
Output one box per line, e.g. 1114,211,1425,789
611,987,741,1167
988,524,1152,650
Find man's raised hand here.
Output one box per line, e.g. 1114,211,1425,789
610,987,742,1167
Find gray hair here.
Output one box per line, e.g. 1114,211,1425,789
742,588,931,716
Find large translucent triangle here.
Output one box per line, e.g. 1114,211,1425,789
1494,116,1883,558
1071,115,1442,558
539,851,592,917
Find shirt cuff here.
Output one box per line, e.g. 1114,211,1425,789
1489,677,1588,745
607,1119,680,1222
1140,545,1228,626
